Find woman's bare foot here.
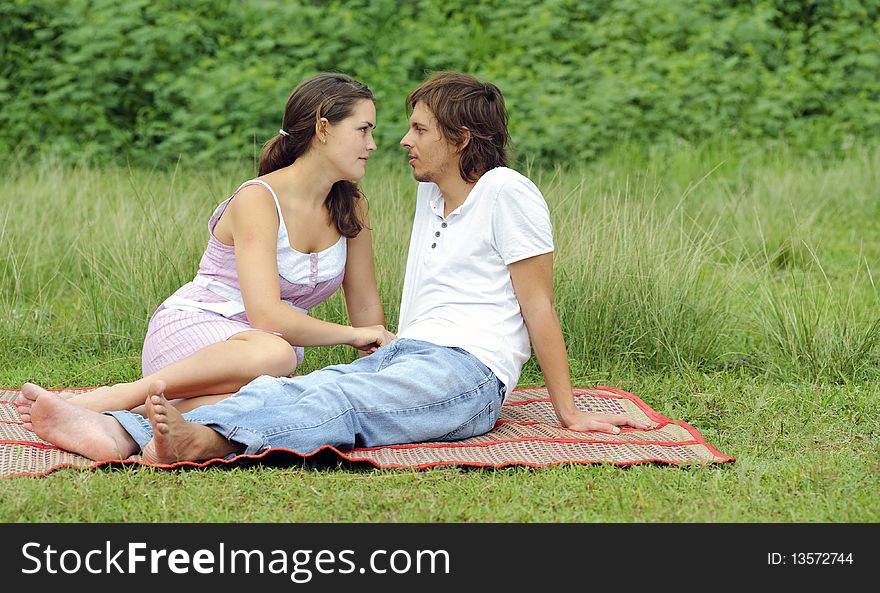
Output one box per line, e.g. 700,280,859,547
14,385,80,405
66,385,134,412
18,405,32,429
141,381,241,465
17,387,73,429
21,383,139,461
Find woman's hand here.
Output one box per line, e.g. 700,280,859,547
348,325,396,353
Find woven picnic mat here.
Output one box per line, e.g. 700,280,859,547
0,386,733,478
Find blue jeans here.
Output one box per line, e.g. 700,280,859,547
110,339,506,455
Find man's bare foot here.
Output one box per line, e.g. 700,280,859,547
141,381,241,465
21,383,139,461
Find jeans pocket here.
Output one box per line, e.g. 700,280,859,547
450,347,492,381
437,396,498,442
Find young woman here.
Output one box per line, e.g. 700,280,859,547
53,73,393,413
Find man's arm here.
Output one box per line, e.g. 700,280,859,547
509,253,648,433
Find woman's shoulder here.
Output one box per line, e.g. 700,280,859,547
225,181,280,214
213,180,282,240
231,178,277,200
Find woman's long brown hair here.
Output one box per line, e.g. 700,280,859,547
259,73,373,238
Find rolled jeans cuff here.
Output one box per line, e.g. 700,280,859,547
106,410,152,451
107,411,270,458
185,418,270,457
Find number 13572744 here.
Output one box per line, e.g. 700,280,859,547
768,552,854,565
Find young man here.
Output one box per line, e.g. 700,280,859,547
20,72,646,463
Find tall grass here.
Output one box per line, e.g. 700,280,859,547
1,144,879,386
758,260,880,383
534,168,729,372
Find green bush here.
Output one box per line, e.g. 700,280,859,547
2,0,878,167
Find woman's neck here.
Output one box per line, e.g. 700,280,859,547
265,152,336,208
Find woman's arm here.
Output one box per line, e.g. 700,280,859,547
509,253,648,433
342,198,386,331
226,185,391,351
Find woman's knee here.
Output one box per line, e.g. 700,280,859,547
236,332,298,376
262,337,299,375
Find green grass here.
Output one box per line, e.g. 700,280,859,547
0,143,878,522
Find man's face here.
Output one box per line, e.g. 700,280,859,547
400,102,458,183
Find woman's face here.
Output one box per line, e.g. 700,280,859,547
322,99,377,182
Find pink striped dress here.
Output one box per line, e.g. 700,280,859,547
141,179,346,376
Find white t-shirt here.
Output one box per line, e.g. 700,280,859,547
397,167,554,393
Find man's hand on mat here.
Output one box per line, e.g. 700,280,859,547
560,410,649,434
349,325,396,354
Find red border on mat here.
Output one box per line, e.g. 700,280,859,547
0,440,62,449
1,384,734,476
4,443,727,477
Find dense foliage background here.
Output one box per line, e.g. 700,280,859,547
2,0,878,167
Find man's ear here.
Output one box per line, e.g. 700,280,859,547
457,127,472,153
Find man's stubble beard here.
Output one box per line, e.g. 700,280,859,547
413,161,448,184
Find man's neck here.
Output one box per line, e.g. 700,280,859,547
436,173,479,217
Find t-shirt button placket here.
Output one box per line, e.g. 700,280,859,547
432,221,446,249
